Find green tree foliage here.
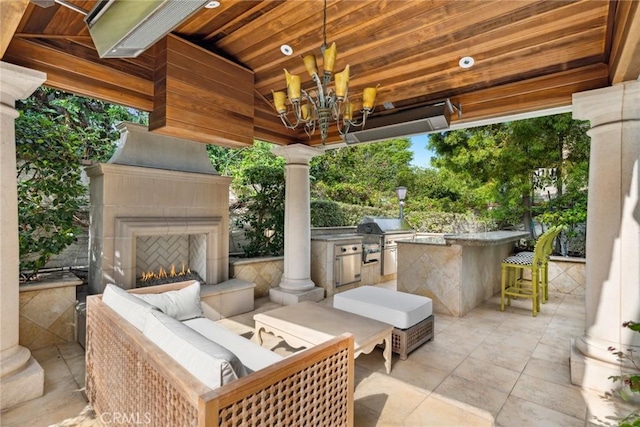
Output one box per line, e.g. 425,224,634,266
405,210,496,234
211,142,286,257
206,144,247,176
310,200,389,227
237,165,285,257
429,113,590,235
223,141,285,195
310,200,347,226
527,115,590,249
310,138,413,207
401,167,484,214
16,87,147,276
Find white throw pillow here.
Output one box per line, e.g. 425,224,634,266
135,281,203,321
102,284,157,331
143,310,247,389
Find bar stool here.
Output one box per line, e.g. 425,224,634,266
512,226,563,303
500,228,556,317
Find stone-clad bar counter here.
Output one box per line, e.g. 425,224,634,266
396,231,528,317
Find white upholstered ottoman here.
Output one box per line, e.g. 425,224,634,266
333,286,434,360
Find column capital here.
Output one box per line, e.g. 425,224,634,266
572,80,640,125
0,61,46,106
271,144,323,165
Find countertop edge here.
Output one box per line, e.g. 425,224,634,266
444,231,529,246
396,231,529,247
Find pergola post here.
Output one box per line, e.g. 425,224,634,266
0,61,45,409
270,144,324,305
570,81,640,392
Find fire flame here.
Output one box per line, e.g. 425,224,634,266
140,263,191,282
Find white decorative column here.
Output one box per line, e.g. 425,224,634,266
570,80,640,393
270,144,325,305
0,62,45,409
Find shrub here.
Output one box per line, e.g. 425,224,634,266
406,211,497,234
310,200,347,227
236,165,285,257
607,321,640,426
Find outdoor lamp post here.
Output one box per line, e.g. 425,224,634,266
396,186,407,219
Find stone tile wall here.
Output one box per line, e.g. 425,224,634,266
19,273,81,351
548,257,586,295
229,256,283,298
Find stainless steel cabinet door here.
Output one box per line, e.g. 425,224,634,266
382,247,397,275
335,254,361,286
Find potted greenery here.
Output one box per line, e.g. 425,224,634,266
607,321,640,426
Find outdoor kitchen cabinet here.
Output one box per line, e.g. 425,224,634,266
335,243,362,287
382,244,398,275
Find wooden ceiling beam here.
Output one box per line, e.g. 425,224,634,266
457,63,609,106
15,32,92,40
0,0,29,59
455,72,609,123
4,37,153,110
609,0,640,83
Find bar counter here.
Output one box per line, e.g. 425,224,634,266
397,231,528,317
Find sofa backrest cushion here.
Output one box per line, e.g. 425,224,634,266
102,284,158,331
183,317,284,373
135,281,203,321
143,310,247,389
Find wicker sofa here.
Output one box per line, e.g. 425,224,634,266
86,282,355,426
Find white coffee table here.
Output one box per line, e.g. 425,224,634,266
254,301,393,374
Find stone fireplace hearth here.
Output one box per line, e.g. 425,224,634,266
86,123,231,294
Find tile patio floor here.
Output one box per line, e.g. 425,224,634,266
1,281,633,426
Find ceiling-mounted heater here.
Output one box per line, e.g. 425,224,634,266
85,0,209,58
343,101,459,145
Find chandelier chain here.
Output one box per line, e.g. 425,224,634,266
322,0,327,50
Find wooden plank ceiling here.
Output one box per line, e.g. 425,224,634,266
3,0,639,147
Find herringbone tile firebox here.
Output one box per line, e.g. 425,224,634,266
136,234,207,282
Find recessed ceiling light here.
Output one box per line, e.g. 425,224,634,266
205,1,220,9
459,56,475,69
280,44,293,56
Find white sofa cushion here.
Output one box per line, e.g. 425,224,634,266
184,318,284,373
143,310,247,390
333,286,433,329
102,284,157,331
135,281,203,321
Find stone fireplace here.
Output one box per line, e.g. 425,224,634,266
86,123,231,294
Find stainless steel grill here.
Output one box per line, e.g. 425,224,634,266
357,217,415,275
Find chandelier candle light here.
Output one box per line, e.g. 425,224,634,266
272,0,378,144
